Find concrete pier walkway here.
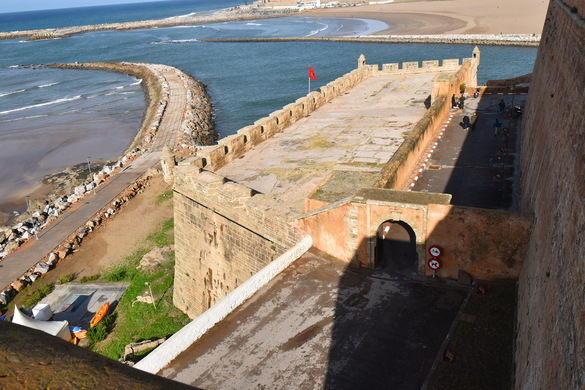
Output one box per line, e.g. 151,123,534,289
0,65,187,290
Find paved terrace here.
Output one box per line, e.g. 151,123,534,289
217,72,437,212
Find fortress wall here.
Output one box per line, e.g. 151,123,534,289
374,55,479,190
296,192,531,278
194,65,369,172
172,168,300,318
426,204,532,279
515,1,585,389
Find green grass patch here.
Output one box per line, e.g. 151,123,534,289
89,218,188,360
78,274,100,283
155,189,173,205
56,273,76,285
20,282,55,309
87,312,117,346
146,218,174,247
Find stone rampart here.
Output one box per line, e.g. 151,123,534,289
194,66,369,171
373,50,479,190
172,165,301,318
515,0,585,389
194,53,478,174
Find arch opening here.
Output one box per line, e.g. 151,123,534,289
374,220,418,277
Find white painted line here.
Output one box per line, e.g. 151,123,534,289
134,235,314,374
414,176,419,181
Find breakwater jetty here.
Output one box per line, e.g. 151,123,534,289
0,7,284,41
0,61,214,302
199,33,540,47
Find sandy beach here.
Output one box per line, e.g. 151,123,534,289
301,0,548,35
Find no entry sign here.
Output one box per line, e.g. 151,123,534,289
429,245,442,258
428,258,442,270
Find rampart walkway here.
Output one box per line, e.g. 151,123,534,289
0,64,188,290
217,72,436,212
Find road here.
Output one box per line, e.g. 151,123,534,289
0,64,187,290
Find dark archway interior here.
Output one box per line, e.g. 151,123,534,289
375,220,418,277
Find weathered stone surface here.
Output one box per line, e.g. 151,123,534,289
11,280,26,291
34,262,50,274
515,2,585,390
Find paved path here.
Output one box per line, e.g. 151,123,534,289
412,93,526,209
0,64,187,290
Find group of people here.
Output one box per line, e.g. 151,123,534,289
451,93,466,109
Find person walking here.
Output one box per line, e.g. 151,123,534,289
459,95,466,109
493,118,503,136
451,94,457,109
498,99,506,112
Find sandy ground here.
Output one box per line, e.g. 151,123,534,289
38,175,172,283
301,0,548,35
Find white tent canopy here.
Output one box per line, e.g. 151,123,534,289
12,307,71,341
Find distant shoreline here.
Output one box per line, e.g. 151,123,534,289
0,0,548,42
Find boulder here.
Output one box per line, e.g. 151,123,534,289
0,291,10,305
74,185,86,196
34,262,50,274
57,248,69,260
11,280,27,291
137,245,175,271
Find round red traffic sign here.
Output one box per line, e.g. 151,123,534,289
428,258,442,270
429,245,442,257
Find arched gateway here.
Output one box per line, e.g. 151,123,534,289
375,220,418,277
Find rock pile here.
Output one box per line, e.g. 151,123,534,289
0,149,142,263
0,174,151,307
175,70,214,155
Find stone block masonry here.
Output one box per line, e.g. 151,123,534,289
173,168,301,318
515,0,585,389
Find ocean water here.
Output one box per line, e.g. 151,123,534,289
0,0,245,32
0,0,538,218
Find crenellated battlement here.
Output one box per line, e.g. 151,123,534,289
188,51,478,175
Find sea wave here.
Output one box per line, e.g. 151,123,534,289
0,114,49,123
151,39,200,44
0,95,82,115
38,82,59,88
246,22,262,26
306,23,329,37
0,88,26,98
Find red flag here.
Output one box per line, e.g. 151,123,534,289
308,66,317,81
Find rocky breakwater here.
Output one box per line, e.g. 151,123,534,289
0,6,284,41
0,174,151,306
0,61,215,305
0,149,142,263
47,62,215,154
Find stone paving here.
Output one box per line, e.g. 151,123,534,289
217,72,437,212
161,252,467,390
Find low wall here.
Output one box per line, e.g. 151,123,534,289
373,52,479,190
172,166,301,318
296,188,531,280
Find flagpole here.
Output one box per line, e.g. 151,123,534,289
308,77,310,94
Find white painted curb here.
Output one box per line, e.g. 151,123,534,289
134,235,313,374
